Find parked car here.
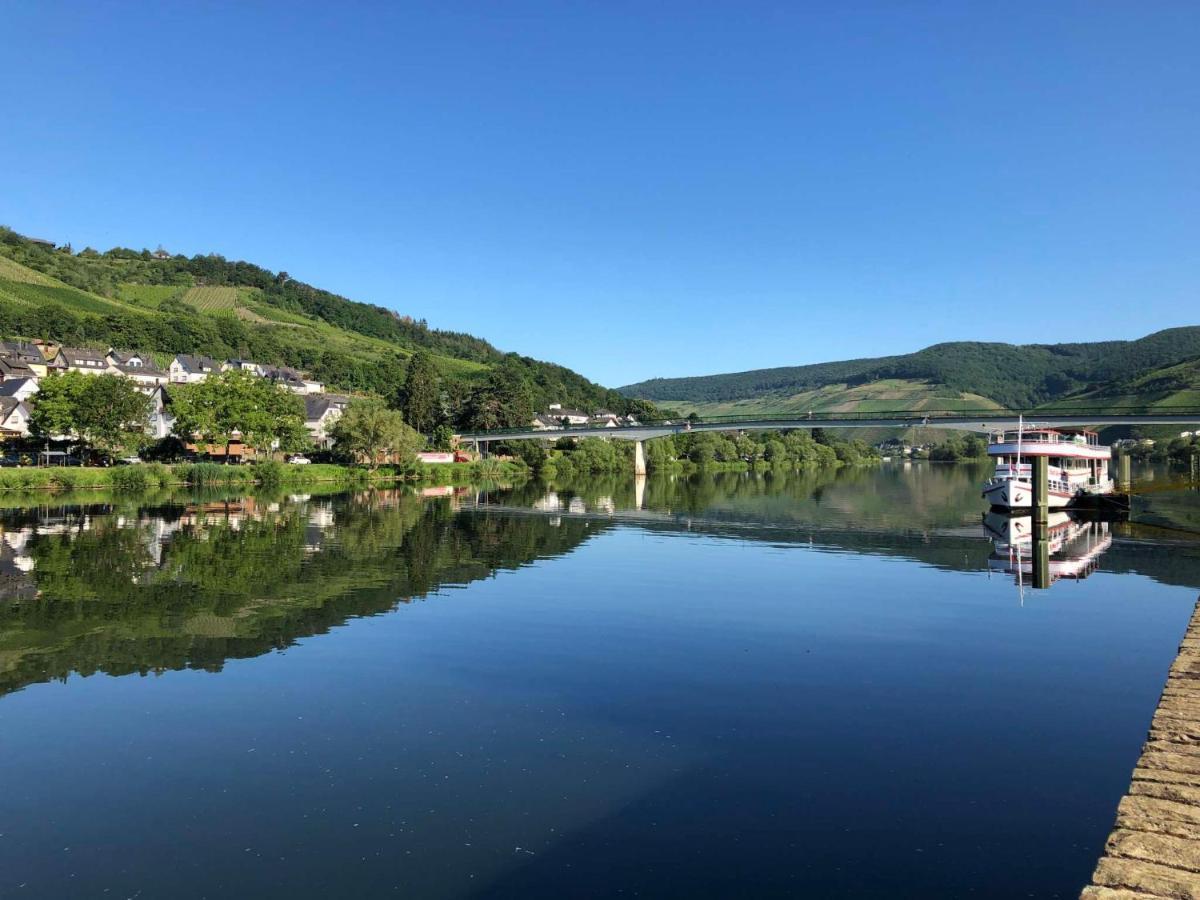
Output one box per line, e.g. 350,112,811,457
117,456,143,465
0,455,21,468
287,455,311,465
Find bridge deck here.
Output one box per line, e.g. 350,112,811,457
459,411,1200,442
1082,596,1200,899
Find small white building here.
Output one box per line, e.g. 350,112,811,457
543,404,590,426
0,397,31,438
304,394,352,448
108,350,169,391
224,358,265,376
169,354,219,384
145,386,175,440
0,378,38,403
266,365,323,395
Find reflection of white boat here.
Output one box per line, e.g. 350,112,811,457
982,425,1113,509
983,511,1112,585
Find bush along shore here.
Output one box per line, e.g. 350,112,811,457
0,459,528,495
502,431,879,478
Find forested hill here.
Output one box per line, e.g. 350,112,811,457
0,227,644,417
619,328,1200,411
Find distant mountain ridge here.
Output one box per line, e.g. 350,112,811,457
619,328,1200,413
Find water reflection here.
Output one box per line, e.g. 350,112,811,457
2,466,1200,899
983,510,1113,588
0,489,607,700
2,468,1198,704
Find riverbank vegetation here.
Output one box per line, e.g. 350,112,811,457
1119,434,1200,464
495,428,878,478
0,459,527,495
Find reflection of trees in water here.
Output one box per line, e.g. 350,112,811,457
0,492,604,699
516,463,996,529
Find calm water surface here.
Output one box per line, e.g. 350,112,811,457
2,463,1199,898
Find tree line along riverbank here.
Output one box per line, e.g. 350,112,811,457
0,459,528,495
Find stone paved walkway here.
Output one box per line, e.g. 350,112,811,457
1083,598,1200,899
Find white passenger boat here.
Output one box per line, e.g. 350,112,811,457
982,424,1113,509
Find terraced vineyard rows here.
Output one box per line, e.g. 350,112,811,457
182,286,238,311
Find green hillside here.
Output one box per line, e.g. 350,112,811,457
0,227,644,418
1037,357,1200,426
621,329,1200,415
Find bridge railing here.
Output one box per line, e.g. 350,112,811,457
458,405,1200,438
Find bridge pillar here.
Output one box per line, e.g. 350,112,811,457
1119,454,1131,489
634,440,647,477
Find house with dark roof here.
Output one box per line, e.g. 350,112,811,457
107,350,169,391
0,397,31,438
265,365,324,395
169,354,219,384
224,358,265,376
0,341,51,378
304,394,352,448
145,385,174,440
54,347,112,375
0,358,37,382
0,378,39,403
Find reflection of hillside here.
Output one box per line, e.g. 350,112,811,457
0,492,605,700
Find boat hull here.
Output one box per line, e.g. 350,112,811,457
982,478,1072,510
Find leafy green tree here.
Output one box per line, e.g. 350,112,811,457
75,375,152,457
430,424,456,451
170,370,305,460
30,372,150,458
330,398,422,469
29,372,88,440
461,356,534,431
400,350,440,433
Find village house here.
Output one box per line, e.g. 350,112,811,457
107,350,170,391
0,397,31,438
265,365,324,395
0,378,39,403
53,347,111,375
224,358,265,376
0,341,51,378
0,357,37,382
543,403,590,426
168,354,219,384
145,386,174,440
304,394,352,448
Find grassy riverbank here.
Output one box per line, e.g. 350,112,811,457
0,460,528,494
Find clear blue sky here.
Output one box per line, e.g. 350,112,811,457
1,2,1197,387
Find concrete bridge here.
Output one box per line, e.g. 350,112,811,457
458,407,1200,475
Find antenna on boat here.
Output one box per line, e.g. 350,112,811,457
1016,414,1024,478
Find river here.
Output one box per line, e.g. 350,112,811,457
1,462,1199,898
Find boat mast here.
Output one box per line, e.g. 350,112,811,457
1016,414,1023,479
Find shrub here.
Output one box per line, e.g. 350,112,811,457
48,469,79,491
185,462,229,486
110,466,151,493
255,460,284,487
143,462,174,488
